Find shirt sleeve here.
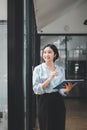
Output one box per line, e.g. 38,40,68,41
57,67,67,96
59,89,68,96
33,67,45,95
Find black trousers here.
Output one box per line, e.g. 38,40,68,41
37,92,66,130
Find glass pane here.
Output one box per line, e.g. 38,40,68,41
66,36,87,130
40,35,87,130
0,22,7,129
66,36,87,97
0,0,7,129
67,36,87,79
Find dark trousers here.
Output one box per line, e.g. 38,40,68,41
37,92,66,130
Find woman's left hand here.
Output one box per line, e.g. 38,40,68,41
64,82,77,93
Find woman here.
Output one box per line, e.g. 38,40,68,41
33,44,76,130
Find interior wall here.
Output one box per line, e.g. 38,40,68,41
41,1,87,34
0,0,7,20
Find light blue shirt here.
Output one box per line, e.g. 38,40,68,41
33,63,66,96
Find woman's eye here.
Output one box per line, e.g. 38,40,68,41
47,51,51,53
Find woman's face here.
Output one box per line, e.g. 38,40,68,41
42,47,56,63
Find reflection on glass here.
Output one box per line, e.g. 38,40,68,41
0,22,7,129
67,36,87,79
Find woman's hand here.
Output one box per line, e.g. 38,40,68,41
49,71,58,80
64,82,77,93
42,71,58,89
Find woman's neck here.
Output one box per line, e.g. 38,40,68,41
45,62,55,71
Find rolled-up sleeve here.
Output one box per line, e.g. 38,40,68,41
57,67,67,96
33,67,44,95
59,89,67,96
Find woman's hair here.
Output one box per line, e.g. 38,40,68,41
42,44,59,62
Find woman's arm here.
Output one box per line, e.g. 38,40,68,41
33,67,44,95
33,66,58,94
42,71,58,89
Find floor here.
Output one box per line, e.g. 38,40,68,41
35,98,87,130
65,98,87,130
0,98,87,130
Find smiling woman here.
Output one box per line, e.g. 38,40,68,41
32,42,78,130
33,44,66,130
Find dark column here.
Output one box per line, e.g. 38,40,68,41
25,0,38,129
8,0,24,130
25,0,35,130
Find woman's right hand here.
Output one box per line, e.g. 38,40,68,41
42,71,58,89
49,71,58,80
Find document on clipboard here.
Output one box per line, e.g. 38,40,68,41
53,79,84,90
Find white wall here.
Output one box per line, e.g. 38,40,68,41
40,1,87,34
0,0,7,20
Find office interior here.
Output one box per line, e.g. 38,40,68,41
0,0,87,130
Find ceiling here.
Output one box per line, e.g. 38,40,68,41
33,0,87,33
